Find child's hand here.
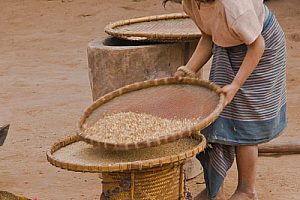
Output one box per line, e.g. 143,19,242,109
221,83,240,106
173,65,196,79
173,70,186,79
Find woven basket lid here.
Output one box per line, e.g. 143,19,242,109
47,133,206,173
104,13,201,42
78,77,224,151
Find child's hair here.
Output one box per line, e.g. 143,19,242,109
162,0,215,8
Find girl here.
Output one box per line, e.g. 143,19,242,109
163,0,287,199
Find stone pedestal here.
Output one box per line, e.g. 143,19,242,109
87,36,201,100
87,36,203,180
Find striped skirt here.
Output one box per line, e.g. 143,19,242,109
203,11,287,145
197,7,287,199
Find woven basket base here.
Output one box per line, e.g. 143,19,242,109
101,163,184,200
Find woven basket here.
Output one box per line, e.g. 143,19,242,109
46,133,206,173
47,134,206,199
0,191,30,200
78,77,224,151
104,13,201,42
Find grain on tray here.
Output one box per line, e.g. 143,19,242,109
82,112,199,143
53,137,199,165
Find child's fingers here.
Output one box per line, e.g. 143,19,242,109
173,70,186,79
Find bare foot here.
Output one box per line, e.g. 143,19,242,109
212,192,226,200
193,189,226,200
229,191,258,200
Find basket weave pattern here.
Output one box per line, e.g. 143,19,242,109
46,133,206,173
105,13,201,41
47,134,206,199
102,163,184,200
78,77,224,151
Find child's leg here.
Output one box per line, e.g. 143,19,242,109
229,145,258,200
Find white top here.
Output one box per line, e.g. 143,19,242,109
183,0,265,47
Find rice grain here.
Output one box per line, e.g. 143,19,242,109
82,112,198,144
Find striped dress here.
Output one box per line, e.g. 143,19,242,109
196,6,287,199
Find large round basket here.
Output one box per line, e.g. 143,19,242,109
46,134,206,200
104,13,201,42
78,77,224,151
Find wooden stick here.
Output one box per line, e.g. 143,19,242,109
258,137,300,154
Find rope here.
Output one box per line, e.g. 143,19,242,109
101,179,131,198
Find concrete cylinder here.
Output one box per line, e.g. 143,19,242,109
87,36,201,100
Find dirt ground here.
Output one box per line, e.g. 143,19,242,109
0,0,299,199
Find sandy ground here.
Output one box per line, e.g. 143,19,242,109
0,0,299,199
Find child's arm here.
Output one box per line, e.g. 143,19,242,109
186,32,213,73
222,34,265,106
174,32,213,77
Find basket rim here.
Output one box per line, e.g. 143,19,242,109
77,77,224,151
104,12,201,41
46,133,206,173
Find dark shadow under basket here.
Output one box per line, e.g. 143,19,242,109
78,77,224,151
104,13,201,42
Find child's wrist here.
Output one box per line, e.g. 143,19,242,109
232,80,242,88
